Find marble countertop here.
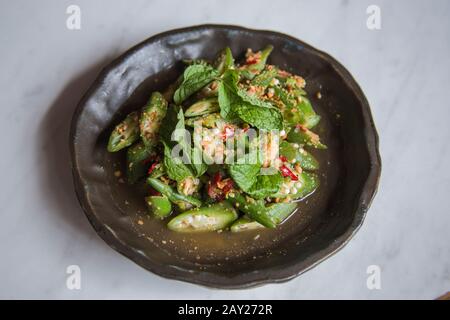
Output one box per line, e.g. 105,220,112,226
1,0,449,299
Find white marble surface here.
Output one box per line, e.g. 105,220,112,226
0,0,449,299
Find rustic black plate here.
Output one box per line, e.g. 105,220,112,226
70,24,381,288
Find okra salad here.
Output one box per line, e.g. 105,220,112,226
107,45,326,233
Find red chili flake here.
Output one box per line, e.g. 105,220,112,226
147,162,158,175
279,155,288,163
280,165,298,181
207,173,234,201
221,125,235,140
207,181,224,201
221,179,234,195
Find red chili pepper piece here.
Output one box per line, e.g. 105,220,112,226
280,165,298,181
221,179,234,195
207,173,235,201
147,162,158,175
279,155,288,163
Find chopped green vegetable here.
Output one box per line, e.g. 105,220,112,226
139,92,168,148
214,47,234,74
230,216,265,232
107,111,140,152
185,98,219,117
147,178,202,209
167,202,238,233
107,45,327,233
287,126,327,149
126,141,153,183
241,45,273,79
280,141,319,171
146,195,172,219
273,172,320,200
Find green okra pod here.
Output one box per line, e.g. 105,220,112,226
227,193,276,228
263,202,298,225
230,216,265,232
273,172,320,200
241,45,274,80
167,202,238,233
139,92,168,148
214,47,234,74
147,178,202,208
227,193,297,228
279,141,319,171
177,176,201,196
185,113,223,128
287,126,327,149
296,97,321,129
184,98,219,117
145,195,172,219
107,111,140,152
148,162,165,179
126,141,154,183
251,67,278,88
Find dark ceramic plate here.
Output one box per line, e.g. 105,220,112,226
70,25,381,288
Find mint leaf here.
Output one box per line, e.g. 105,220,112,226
174,64,218,105
174,108,207,177
236,86,274,109
218,70,283,130
228,161,260,191
228,159,282,199
246,172,283,199
159,104,181,146
218,70,240,120
163,142,193,182
235,104,283,130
